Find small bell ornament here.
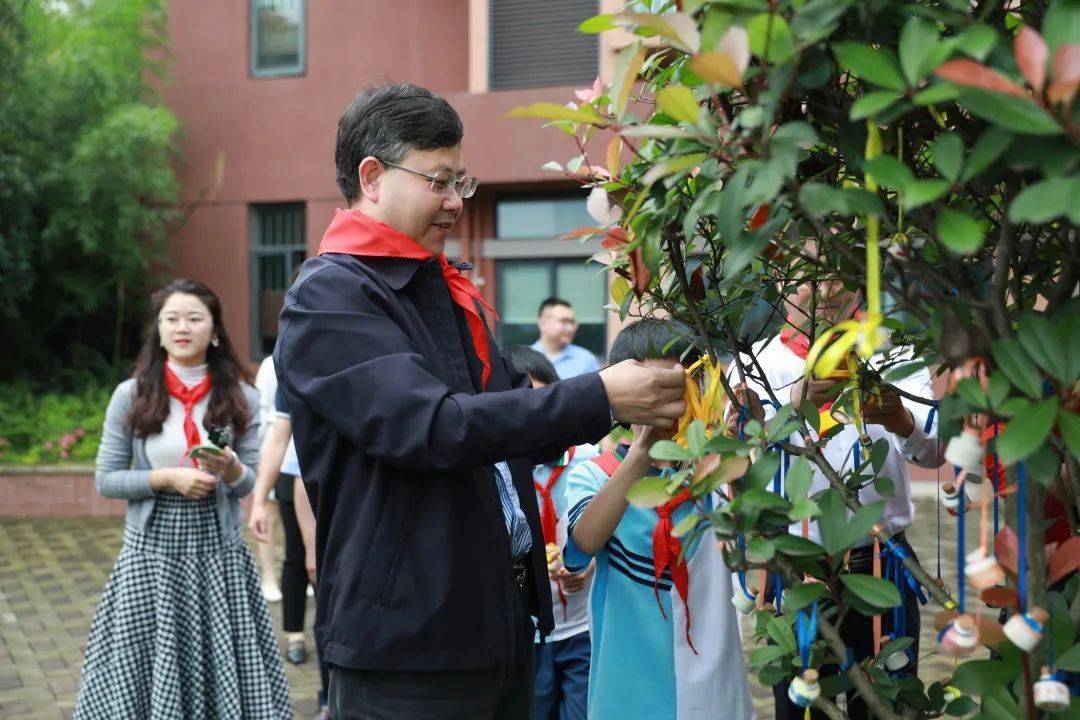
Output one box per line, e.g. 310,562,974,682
1003,607,1048,653
879,636,909,672
941,481,966,515
732,584,757,615
944,427,984,472
1034,667,1070,713
788,669,821,708
940,614,980,657
965,548,1005,590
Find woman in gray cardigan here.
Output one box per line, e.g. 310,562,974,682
75,279,291,719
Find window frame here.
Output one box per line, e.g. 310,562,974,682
250,0,307,79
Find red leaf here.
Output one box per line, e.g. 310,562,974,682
688,266,706,301
629,247,651,298
981,586,1019,609
601,227,629,249
560,226,603,241
935,59,1028,97
1015,26,1049,94
748,203,770,230
1048,536,1080,585
995,526,1019,577
1048,44,1080,106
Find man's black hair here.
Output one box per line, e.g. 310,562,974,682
538,297,572,316
506,345,559,386
335,82,464,204
608,318,701,366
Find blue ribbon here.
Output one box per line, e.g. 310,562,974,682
956,466,966,612
1018,462,1028,612
880,538,925,670
797,602,819,668
992,424,1000,538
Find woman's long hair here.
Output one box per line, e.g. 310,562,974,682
127,279,253,438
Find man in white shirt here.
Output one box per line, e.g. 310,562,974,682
734,279,941,720
532,298,601,379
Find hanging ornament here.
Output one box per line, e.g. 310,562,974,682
732,583,758,615
1003,607,1048,652
788,669,821,708
879,635,909,672
939,613,980,657
1034,667,1070,713
965,547,1005,591
944,359,990,473
941,480,968,515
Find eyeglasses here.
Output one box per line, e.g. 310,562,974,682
381,161,478,199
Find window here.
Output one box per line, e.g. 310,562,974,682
250,203,306,358
497,259,608,357
496,196,593,239
251,0,305,77
489,0,599,91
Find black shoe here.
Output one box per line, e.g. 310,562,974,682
286,638,307,664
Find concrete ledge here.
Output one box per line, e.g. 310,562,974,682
0,467,124,518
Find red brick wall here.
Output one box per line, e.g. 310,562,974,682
0,469,125,518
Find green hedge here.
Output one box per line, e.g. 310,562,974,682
0,382,111,465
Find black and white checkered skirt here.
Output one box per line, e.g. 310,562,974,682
74,492,293,719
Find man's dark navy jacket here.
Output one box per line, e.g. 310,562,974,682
274,252,612,672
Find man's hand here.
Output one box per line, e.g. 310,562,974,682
723,384,764,435
559,567,588,594
600,360,686,427
862,387,915,438
790,376,844,413
249,500,271,543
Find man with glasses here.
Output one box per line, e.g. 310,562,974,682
275,82,688,719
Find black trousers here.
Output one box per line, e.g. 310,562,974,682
773,535,923,720
276,473,309,633
329,577,535,719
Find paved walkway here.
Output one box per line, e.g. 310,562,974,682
1,493,975,719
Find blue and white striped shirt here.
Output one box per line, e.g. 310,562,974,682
494,461,533,558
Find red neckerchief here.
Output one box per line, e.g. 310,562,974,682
537,447,577,620
163,364,211,453
317,209,499,388
595,448,698,653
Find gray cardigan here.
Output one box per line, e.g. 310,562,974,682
95,378,261,535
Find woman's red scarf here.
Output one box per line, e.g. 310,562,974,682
163,364,211,452
317,209,498,388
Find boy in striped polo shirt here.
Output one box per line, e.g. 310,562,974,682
564,319,754,720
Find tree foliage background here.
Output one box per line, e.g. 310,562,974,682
0,0,179,387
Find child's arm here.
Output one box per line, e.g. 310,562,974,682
572,425,666,556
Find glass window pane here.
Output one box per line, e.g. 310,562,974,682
254,0,303,73
498,261,551,326
555,261,606,324
495,196,592,239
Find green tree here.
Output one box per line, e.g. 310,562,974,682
514,0,1079,717
0,0,179,386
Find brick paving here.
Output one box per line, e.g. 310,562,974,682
0,491,977,719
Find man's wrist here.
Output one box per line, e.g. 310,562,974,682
892,408,915,438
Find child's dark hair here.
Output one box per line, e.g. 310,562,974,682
507,345,559,385
609,318,701,366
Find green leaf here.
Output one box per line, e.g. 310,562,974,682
957,89,1063,136
849,91,901,120
799,184,884,217
641,153,707,186
1055,642,1080,672
767,614,798,654
912,82,960,105
619,124,694,139
627,475,676,508
936,208,984,255
650,440,693,462
955,377,988,409
789,497,821,522
671,512,701,538
1017,312,1071,383
946,697,978,716
864,155,914,190
902,179,950,209
840,573,901,608
744,452,781,492
1043,0,1080,54
930,134,964,181
785,457,814,500
838,500,885,551
656,85,701,125
899,18,941,85
748,13,797,64
774,533,826,557
991,337,1044,399
749,645,789,668
816,488,848,555
578,13,616,33
785,582,828,612
951,659,1022,696
962,127,1013,181
956,25,998,61
747,537,776,562
870,438,889,474
997,397,1060,465
610,42,647,121
833,42,906,91
1059,411,1080,461
1008,176,1078,224
506,102,602,124
686,419,708,456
